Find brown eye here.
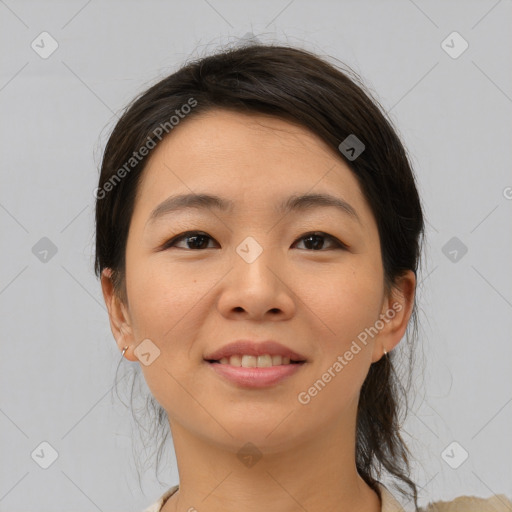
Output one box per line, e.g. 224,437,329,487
293,232,347,251
163,231,217,250
161,230,347,251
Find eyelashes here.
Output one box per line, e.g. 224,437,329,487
160,230,348,252
294,232,348,251
162,231,215,251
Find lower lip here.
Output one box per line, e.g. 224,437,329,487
206,361,304,388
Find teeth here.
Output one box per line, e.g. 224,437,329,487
217,354,296,367
242,355,256,368
272,355,282,366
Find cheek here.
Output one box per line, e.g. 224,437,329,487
308,261,383,344
294,272,382,426
125,254,215,338
303,262,383,404
125,259,214,417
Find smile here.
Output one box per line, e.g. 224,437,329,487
206,358,306,388
209,354,303,367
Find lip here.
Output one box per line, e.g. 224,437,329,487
206,360,305,388
203,340,307,362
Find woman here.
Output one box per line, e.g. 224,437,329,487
95,44,511,511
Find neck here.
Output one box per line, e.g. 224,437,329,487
162,415,381,512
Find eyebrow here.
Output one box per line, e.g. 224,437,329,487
146,192,361,227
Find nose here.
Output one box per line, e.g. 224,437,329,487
216,241,296,322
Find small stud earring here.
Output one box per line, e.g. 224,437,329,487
121,346,129,357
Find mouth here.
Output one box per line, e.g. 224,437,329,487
203,340,308,387
204,355,307,388
205,354,306,367
203,339,308,365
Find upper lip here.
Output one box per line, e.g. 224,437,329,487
204,340,307,362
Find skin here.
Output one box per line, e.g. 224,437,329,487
101,109,415,512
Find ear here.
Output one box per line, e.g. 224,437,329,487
370,270,416,363
100,268,138,362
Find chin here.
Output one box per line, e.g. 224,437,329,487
208,413,312,453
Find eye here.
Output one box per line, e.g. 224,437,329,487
162,231,218,250
161,230,347,251
293,231,347,251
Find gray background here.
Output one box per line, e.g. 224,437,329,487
1,0,511,510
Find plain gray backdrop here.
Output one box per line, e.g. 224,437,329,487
1,0,511,510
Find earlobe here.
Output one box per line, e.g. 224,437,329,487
371,270,416,363
100,268,138,361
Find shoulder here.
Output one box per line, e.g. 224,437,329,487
143,483,512,512
419,493,512,512
142,485,179,512
377,483,512,512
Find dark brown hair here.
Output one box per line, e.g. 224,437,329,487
95,44,424,508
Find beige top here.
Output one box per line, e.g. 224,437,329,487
143,482,512,512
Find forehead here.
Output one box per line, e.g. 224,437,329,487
134,109,371,224
147,108,339,170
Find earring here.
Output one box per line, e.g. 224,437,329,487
383,348,388,357
121,346,129,358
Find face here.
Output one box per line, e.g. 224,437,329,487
103,109,413,454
